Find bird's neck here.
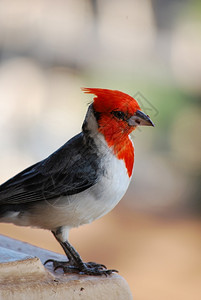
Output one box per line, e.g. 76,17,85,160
101,129,134,178
114,136,134,178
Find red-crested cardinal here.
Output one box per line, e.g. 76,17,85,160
0,88,154,276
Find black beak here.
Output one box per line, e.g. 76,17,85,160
128,110,155,127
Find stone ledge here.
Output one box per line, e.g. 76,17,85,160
0,235,133,300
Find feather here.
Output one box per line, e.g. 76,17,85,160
0,132,100,207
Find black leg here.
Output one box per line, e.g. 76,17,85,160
44,230,118,276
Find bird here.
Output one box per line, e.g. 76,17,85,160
0,88,154,276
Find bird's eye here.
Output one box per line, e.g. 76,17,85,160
112,111,126,120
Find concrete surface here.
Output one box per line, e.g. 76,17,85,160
0,235,133,300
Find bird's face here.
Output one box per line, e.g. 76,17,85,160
83,88,154,147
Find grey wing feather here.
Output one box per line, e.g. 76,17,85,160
0,132,100,205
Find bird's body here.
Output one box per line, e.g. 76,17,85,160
0,105,131,238
0,88,154,275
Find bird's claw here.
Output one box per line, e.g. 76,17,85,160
80,261,118,276
44,259,76,271
79,264,118,276
44,259,118,276
85,261,107,269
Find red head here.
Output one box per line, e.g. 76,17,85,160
82,88,154,177
83,87,140,115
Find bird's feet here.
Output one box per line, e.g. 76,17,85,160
78,261,118,276
44,259,118,276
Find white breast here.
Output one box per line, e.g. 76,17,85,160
74,152,131,226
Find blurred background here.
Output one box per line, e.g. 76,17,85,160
0,0,201,299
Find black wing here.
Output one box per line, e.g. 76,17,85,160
0,132,100,205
